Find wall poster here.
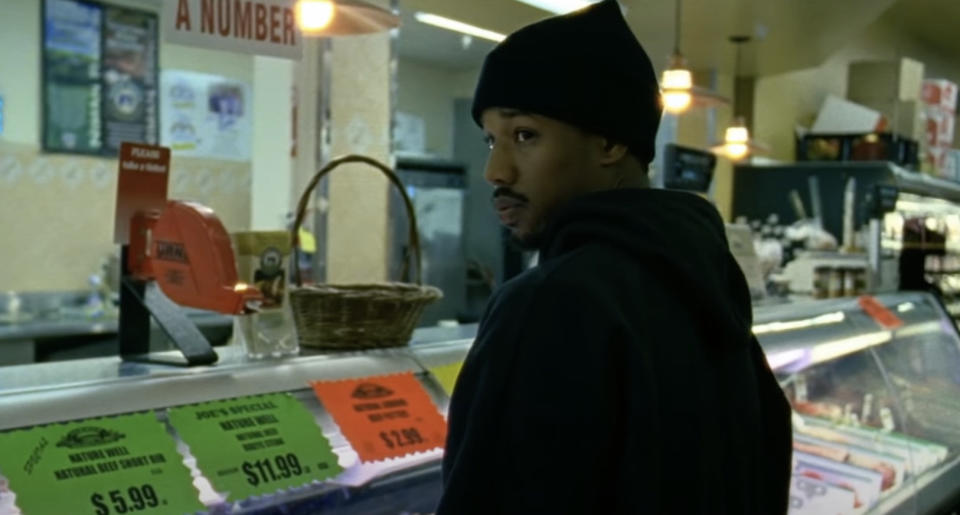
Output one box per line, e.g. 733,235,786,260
42,0,158,155
160,69,252,161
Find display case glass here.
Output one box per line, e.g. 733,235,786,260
2,294,960,514
758,292,960,514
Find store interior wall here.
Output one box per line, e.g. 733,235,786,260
251,56,294,230
754,15,960,165
396,57,480,160
673,71,737,220
0,0,299,292
661,8,960,221
395,56,502,302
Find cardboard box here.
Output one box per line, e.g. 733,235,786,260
848,58,925,104
859,99,925,142
922,79,958,112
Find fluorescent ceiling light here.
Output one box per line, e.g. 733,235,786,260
414,12,506,43
515,0,600,14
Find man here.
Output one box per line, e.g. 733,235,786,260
437,1,792,514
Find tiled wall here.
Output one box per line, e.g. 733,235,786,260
0,142,251,292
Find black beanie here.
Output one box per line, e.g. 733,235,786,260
472,0,662,165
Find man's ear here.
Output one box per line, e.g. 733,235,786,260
598,138,630,166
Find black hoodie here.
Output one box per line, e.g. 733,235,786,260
438,188,792,514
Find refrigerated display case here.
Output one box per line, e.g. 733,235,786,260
882,193,960,318
758,292,960,514
0,329,472,515
2,294,960,514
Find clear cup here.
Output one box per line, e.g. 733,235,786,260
230,231,299,359
237,304,298,359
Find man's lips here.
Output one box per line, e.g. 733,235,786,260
493,196,525,211
492,194,527,227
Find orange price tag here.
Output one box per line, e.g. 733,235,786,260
310,373,447,462
858,295,904,330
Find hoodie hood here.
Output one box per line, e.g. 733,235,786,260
539,188,753,345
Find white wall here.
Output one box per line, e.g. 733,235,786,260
0,0,41,145
0,0,295,290
396,58,482,159
251,56,294,229
754,18,960,162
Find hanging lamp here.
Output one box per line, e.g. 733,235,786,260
661,0,693,113
661,0,730,114
713,35,768,160
295,0,399,36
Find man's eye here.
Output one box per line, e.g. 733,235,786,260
515,130,536,143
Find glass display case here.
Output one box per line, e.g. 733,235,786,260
0,329,472,515
1,294,959,514
883,193,960,317
758,292,960,514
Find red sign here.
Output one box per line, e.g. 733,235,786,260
311,373,447,462
114,142,171,244
858,295,904,330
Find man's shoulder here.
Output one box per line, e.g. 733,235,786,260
488,250,618,326
497,252,599,300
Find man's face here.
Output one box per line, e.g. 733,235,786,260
481,108,607,249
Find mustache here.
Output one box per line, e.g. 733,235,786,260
491,187,528,203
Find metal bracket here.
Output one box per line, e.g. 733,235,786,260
119,246,218,366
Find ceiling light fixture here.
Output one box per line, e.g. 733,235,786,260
295,0,399,36
712,35,768,160
661,0,692,114
514,0,599,14
297,0,335,31
414,12,506,43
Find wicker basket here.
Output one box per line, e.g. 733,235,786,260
288,154,443,350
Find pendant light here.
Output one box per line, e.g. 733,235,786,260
713,35,767,160
661,0,730,114
295,0,399,36
661,0,693,113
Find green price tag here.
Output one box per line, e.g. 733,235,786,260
0,412,203,515
168,393,342,501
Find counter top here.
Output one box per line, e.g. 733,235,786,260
0,323,477,396
0,309,232,341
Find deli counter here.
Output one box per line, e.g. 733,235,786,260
1,293,960,514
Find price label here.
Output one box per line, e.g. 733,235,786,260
90,484,162,515
858,295,904,330
167,392,341,501
311,373,447,462
0,412,203,515
428,361,464,396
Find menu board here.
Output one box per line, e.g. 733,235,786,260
42,0,158,155
102,5,159,154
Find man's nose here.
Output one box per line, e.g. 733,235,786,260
483,145,517,187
